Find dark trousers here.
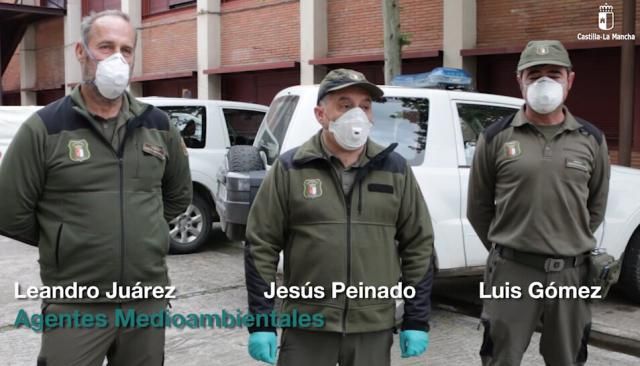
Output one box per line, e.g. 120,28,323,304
480,248,591,366
277,328,394,366
38,300,166,366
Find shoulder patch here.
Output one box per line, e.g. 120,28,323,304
68,139,91,162
303,178,323,199
483,113,516,144
575,117,604,145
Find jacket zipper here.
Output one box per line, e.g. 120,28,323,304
308,142,397,334
117,123,135,286
342,197,352,335
321,159,351,334
118,157,125,284
74,107,139,287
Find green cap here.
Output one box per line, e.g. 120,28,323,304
317,68,384,104
517,40,572,72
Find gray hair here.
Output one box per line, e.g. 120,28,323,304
81,10,137,47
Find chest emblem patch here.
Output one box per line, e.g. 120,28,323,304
504,141,522,158
68,139,91,162
303,179,323,199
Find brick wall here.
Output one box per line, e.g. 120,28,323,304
398,0,442,53
327,0,442,58
477,0,640,48
0,17,65,94
221,0,300,66
141,6,197,75
35,18,65,90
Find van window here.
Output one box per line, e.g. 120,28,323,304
222,108,266,146
159,106,206,149
254,95,299,165
371,97,429,166
456,103,519,165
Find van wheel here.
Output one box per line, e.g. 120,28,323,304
619,228,640,302
169,193,212,254
228,145,264,172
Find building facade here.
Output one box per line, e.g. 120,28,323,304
1,0,639,159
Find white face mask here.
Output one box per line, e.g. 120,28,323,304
84,46,131,100
328,107,372,151
525,76,564,114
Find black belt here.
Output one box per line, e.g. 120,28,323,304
495,244,588,272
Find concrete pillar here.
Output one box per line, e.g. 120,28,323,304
64,0,82,95
122,0,143,97
197,0,221,100
300,0,328,85
16,0,38,104
443,0,476,85
20,26,37,105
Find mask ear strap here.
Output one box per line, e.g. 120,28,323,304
82,41,98,61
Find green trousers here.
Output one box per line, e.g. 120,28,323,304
480,248,591,366
277,328,394,366
37,300,166,366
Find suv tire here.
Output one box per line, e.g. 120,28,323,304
169,193,212,254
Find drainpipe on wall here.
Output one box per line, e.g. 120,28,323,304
618,0,636,166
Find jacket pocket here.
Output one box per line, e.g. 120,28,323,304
566,158,590,172
136,141,166,181
54,224,63,269
564,157,591,183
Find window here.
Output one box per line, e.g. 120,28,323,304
222,108,266,146
456,103,518,165
40,0,65,8
370,97,429,166
143,0,195,16
159,106,206,149
254,95,299,165
82,0,121,16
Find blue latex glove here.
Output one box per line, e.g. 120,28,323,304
400,330,429,358
248,332,277,364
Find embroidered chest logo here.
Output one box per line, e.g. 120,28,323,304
504,141,522,158
68,139,91,162
303,179,323,199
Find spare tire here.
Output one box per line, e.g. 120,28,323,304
227,145,264,172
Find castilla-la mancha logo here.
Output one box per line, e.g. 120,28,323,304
577,2,635,41
598,3,614,31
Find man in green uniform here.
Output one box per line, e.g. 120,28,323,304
0,10,192,366
467,40,610,365
244,69,435,366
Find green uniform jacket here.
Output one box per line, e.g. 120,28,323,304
245,132,434,334
467,107,610,256
0,88,192,301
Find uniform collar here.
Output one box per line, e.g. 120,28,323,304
319,132,368,168
512,105,583,132
70,85,149,118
